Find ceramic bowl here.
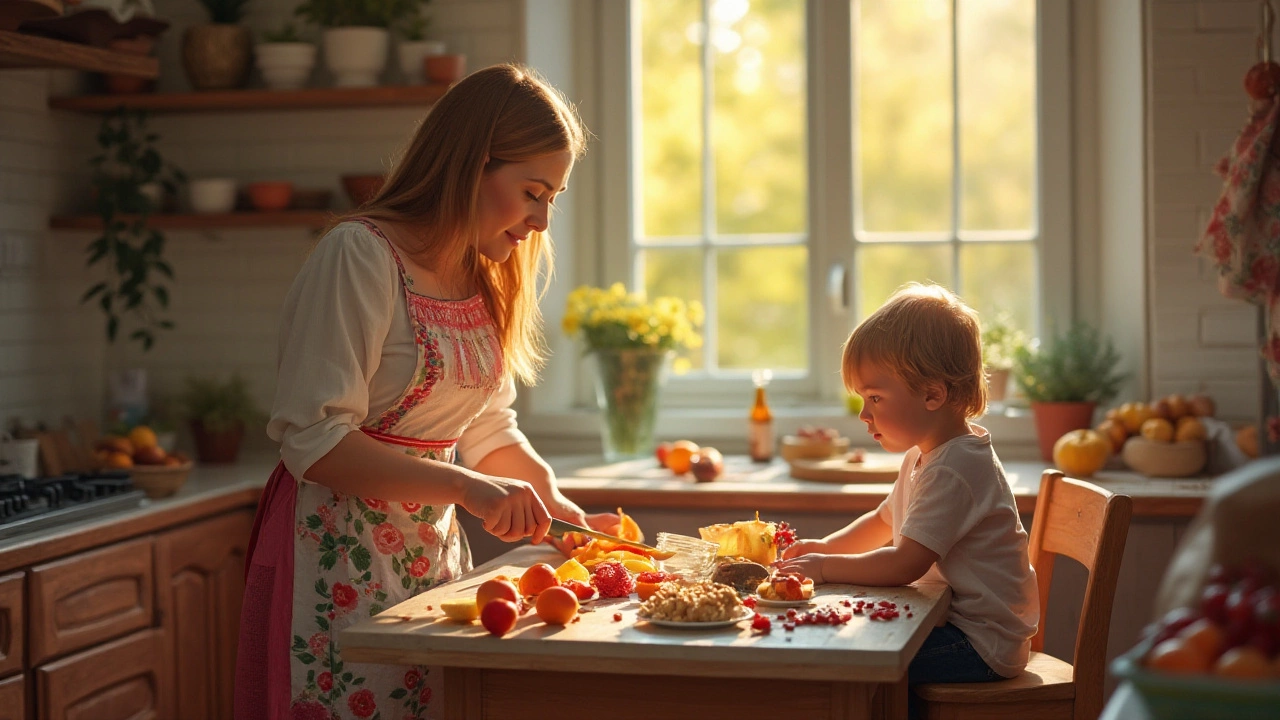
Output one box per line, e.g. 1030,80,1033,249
245,181,294,211
1121,437,1207,478
189,178,237,214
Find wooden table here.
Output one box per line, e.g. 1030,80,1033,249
340,545,952,720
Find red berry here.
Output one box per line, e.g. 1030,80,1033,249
751,613,772,632
612,612,622,622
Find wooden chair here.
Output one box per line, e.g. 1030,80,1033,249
913,470,1133,720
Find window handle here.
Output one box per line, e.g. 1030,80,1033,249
827,263,848,313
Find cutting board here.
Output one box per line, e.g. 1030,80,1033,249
787,454,901,484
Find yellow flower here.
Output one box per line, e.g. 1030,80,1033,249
561,283,704,352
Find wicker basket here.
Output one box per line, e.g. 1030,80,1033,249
129,461,194,498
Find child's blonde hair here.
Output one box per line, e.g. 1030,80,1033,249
841,282,987,419
338,64,588,385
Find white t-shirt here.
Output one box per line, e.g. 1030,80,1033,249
876,426,1039,677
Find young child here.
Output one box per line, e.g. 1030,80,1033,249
775,282,1038,694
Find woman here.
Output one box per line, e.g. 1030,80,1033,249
235,64,610,720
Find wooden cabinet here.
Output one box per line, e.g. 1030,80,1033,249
35,629,169,720
0,674,26,720
154,509,254,720
26,538,153,666
0,573,24,678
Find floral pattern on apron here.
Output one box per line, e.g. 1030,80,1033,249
287,221,504,720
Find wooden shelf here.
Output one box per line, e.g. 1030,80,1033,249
0,30,157,77
48,84,449,113
50,210,335,231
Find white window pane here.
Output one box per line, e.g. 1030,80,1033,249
712,0,807,234
717,246,808,370
639,0,704,237
641,247,706,370
959,0,1036,232
959,242,1036,335
856,243,951,322
855,0,953,233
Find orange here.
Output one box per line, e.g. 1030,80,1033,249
1118,402,1156,434
1096,419,1129,454
634,571,676,601
127,425,158,451
616,507,643,542
1178,618,1224,659
1140,418,1175,443
1213,647,1271,680
1175,416,1207,443
518,563,560,597
476,578,519,609
1145,637,1212,674
666,440,699,474
535,586,579,625
103,451,134,469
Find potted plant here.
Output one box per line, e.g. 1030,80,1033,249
180,373,265,464
83,109,186,350
295,0,430,87
183,0,253,90
394,8,442,85
981,313,1028,405
256,22,318,90
1012,322,1127,462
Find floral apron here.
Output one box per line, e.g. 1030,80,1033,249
252,221,505,720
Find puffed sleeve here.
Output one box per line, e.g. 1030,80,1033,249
267,224,397,479
454,375,529,468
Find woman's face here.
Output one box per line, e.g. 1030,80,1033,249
476,151,574,263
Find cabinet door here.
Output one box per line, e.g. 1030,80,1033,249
27,538,153,665
154,509,253,720
36,628,168,720
0,674,26,720
0,573,24,678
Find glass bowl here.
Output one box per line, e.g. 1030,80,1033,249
655,532,720,581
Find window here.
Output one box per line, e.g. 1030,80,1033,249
594,0,1070,411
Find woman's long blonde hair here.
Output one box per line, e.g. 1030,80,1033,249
336,64,588,385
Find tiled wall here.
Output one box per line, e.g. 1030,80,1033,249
0,0,524,454
1148,0,1265,419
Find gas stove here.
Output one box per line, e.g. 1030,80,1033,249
0,471,148,541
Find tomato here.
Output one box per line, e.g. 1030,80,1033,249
1201,583,1231,625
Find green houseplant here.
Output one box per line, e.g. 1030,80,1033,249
180,373,265,463
1013,322,1127,461
83,109,185,351
981,313,1028,404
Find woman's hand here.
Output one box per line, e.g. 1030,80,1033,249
781,538,828,560
772,553,828,585
459,474,551,544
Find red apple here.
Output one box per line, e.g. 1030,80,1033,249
480,598,519,637
691,447,724,482
655,441,673,468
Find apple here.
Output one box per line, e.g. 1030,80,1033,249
655,441,673,468
476,578,519,609
132,446,167,466
691,447,724,482
845,393,864,415
480,598,519,637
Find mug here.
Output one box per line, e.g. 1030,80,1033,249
0,433,40,479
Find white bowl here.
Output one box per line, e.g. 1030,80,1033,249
189,178,236,214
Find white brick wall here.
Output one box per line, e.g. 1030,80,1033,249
1148,0,1266,421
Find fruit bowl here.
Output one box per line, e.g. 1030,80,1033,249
129,461,194,498
1122,437,1207,478
780,434,850,462
1111,637,1280,720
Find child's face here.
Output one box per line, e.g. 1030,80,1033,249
847,360,937,454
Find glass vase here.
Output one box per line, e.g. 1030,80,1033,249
590,348,673,462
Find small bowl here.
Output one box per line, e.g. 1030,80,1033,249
129,461,194,499
1112,637,1280,720
342,174,385,208
780,435,851,463
246,181,295,211
189,178,237,214
1121,437,1207,478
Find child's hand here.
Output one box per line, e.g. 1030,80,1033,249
781,539,827,560
773,554,828,584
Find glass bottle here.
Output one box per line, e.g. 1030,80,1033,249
749,369,775,462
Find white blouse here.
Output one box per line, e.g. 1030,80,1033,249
267,221,528,480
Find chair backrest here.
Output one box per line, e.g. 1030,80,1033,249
1026,470,1132,720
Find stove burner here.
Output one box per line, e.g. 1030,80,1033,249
0,470,147,539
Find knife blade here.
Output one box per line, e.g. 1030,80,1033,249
547,518,662,553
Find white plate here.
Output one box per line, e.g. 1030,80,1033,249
640,608,753,629
753,595,814,609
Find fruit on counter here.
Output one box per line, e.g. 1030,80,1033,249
1174,416,1208,443
133,445,167,466
757,571,815,602
690,447,724,482
1096,419,1129,454
665,440,700,474
127,425,159,451
1118,402,1158,434
699,512,790,565
480,598,519,637
554,558,590,584
1237,425,1259,459
1187,393,1217,419
1140,418,1175,443
95,425,187,469
1051,429,1111,478
633,571,678,601
475,578,519,609
440,597,480,622
517,563,560,597
562,579,597,601
535,586,580,625
655,442,672,467
845,392,865,415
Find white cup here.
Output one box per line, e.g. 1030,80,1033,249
0,433,40,479
189,178,237,214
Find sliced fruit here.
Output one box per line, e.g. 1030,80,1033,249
554,558,590,584
621,558,657,575
440,597,479,622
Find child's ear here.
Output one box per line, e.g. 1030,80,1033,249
923,381,949,411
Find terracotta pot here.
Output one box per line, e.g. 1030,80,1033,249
1031,401,1097,462
103,35,156,94
246,181,295,211
986,367,1010,404
190,420,244,464
424,53,465,84
183,24,252,90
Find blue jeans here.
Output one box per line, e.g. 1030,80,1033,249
907,623,1003,719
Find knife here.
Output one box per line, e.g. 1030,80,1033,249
547,518,664,554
